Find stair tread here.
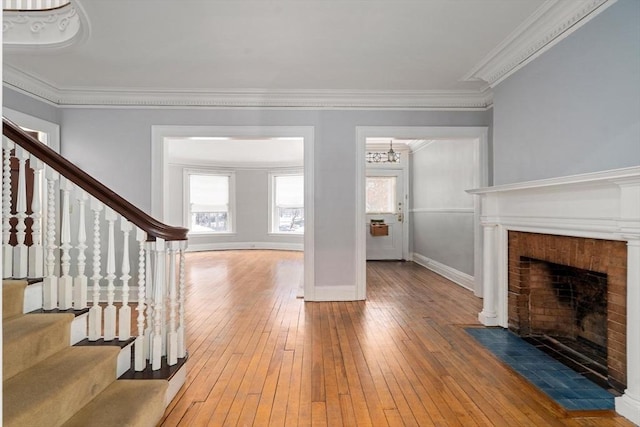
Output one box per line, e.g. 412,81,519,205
3,346,120,427
2,280,27,320
61,379,168,427
3,313,75,380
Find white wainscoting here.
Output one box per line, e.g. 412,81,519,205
412,253,475,291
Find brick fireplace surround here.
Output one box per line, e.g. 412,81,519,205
469,166,640,424
507,232,627,389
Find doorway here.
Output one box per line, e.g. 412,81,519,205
151,125,314,299
366,169,405,260
355,126,489,301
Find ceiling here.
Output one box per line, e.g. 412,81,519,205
2,0,611,108
166,137,304,167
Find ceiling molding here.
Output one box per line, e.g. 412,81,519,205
2,1,90,51
3,65,493,110
462,0,617,87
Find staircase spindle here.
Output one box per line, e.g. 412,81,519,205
118,218,132,340
43,167,59,309
167,241,178,366
12,146,29,278
151,238,165,370
58,177,74,309
88,197,103,340
27,156,44,278
103,207,117,340
73,189,88,309
177,240,186,358
143,241,153,362
2,140,14,278
134,228,147,371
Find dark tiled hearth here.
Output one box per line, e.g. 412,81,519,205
467,328,615,411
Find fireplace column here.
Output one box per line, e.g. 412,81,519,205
616,237,640,424
478,221,499,326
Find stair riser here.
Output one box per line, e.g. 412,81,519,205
3,347,121,427
3,313,74,381
23,281,42,313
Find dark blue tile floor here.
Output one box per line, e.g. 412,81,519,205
466,328,615,411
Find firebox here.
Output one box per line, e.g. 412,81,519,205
508,231,627,392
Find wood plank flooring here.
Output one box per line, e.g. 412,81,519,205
159,250,633,426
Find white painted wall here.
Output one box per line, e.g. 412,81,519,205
493,0,640,185
166,164,303,251
411,139,476,277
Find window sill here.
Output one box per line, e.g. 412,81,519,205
268,232,304,237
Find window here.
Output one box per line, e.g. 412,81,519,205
270,173,304,234
366,176,396,214
185,170,234,234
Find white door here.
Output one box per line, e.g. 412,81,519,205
366,170,404,260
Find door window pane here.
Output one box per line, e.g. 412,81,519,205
366,176,396,214
273,175,304,233
189,174,230,233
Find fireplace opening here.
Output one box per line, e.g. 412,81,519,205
516,257,614,388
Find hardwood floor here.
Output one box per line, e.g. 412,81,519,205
159,250,633,426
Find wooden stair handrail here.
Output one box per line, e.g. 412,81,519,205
3,117,188,241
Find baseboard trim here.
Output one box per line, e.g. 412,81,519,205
306,285,362,302
186,242,304,252
412,253,475,292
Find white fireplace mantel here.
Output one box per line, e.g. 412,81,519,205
468,166,640,424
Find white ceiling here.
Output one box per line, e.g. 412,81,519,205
167,137,304,167
2,0,611,108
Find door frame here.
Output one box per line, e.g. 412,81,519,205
355,126,489,300
151,125,314,299
365,166,408,261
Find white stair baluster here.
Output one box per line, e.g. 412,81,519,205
167,241,178,366
43,167,59,309
144,241,153,362
134,228,147,371
177,240,187,358
88,197,103,340
103,207,117,340
27,156,44,278
12,146,29,278
73,189,88,309
57,177,74,309
151,238,165,370
2,140,14,278
118,218,132,340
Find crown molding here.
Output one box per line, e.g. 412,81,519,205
3,65,494,110
463,0,617,87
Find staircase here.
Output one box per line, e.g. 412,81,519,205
2,118,189,426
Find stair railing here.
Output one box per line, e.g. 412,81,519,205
2,117,189,370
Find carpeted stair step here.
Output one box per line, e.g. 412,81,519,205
61,379,168,427
3,345,120,427
2,280,27,320
3,313,75,380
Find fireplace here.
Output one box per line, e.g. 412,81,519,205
507,232,627,390
468,166,640,424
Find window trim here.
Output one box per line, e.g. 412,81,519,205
183,168,236,235
268,169,304,236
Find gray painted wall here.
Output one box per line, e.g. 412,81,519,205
166,165,303,248
493,0,640,185
411,139,476,276
3,74,490,293
55,108,489,290
3,87,61,125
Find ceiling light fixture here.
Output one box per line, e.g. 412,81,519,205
387,139,399,163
